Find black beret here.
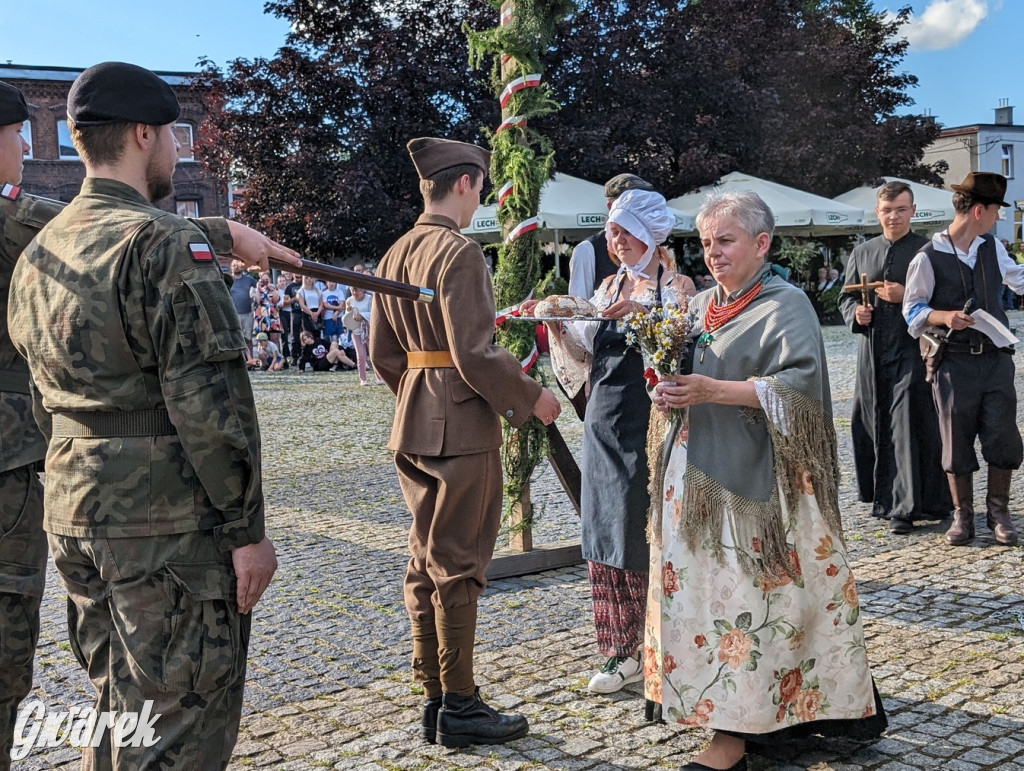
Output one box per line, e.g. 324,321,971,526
407,137,489,180
68,62,180,127
0,80,29,127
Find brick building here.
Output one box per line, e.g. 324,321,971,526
0,64,229,217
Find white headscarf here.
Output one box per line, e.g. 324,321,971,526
606,189,675,280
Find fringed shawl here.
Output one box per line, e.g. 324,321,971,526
668,270,843,582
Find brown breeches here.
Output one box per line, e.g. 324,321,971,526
395,450,503,697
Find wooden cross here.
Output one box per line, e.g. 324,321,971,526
843,272,884,307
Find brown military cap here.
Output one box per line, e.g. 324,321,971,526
0,80,29,127
603,173,654,200
952,171,1010,207
68,62,180,127
407,137,489,180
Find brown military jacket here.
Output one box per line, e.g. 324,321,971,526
9,178,261,551
370,213,542,456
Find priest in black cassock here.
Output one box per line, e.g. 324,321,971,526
839,181,951,533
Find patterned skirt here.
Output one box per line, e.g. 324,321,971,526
588,561,648,657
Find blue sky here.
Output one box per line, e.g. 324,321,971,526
0,0,1017,130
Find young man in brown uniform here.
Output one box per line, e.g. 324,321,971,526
371,137,561,748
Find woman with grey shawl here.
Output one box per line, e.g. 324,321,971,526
645,192,885,771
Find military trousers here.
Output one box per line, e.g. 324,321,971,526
395,450,502,697
0,464,46,771
48,529,250,771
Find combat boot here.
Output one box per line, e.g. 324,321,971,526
985,466,1019,546
435,689,529,748
945,473,975,546
421,695,442,743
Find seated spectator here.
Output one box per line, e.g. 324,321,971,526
336,327,358,368
255,332,286,371
296,330,357,372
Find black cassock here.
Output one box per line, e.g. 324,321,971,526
839,233,951,520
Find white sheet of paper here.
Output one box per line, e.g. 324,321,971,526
970,309,1020,347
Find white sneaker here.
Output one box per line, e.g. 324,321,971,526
587,655,642,693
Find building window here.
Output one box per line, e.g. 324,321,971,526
176,199,200,218
1002,144,1014,178
57,120,79,159
173,123,194,162
19,120,32,159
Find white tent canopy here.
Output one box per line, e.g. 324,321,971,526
668,171,866,236
462,172,696,243
833,176,954,229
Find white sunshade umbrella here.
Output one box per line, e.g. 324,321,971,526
668,170,866,236
462,172,696,243
834,176,954,229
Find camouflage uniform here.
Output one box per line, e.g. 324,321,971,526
0,188,62,771
8,177,262,771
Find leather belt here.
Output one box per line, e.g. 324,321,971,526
943,342,1014,356
406,350,455,369
51,409,176,438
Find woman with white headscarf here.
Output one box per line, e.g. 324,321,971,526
540,189,695,693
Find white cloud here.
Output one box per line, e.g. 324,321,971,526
886,0,991,51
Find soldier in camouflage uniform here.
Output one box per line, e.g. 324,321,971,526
8,64,286,770
0,79,58,771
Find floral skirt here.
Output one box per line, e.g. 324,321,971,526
644,430,879,735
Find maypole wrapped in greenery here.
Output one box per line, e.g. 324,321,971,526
466,0,572,523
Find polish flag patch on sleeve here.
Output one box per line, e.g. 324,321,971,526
1,183,21,200
189,242,214,261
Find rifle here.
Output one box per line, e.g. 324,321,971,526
268,257,434,304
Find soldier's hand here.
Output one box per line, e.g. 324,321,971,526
854,304,873,325
232,537,278,614
226,221,302,271
532,387,561,425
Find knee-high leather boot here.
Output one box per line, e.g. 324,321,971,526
985,466,1019,546
945,473,975,546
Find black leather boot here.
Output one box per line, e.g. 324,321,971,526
421,696,442,743
436,689,529,748
945,474,975,546
986,467,1019,546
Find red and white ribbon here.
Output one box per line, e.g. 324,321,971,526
520,343,539,373
500,5,514,25
496,115,527,133
499,74,542,108
497,180,515,206
504,217,539,244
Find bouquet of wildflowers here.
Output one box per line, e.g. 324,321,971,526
622,302,696,422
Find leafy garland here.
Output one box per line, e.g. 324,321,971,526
466,0,572,523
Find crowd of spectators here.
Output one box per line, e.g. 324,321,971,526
243,266,372,374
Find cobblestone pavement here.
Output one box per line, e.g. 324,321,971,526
19,314,1024,770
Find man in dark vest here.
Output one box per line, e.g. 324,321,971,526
840,181,950,534
903,172,1024,546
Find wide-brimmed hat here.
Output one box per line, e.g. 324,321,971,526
951,172,1010,207
603,173,654,200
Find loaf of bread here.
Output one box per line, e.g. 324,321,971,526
534,295,599,318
